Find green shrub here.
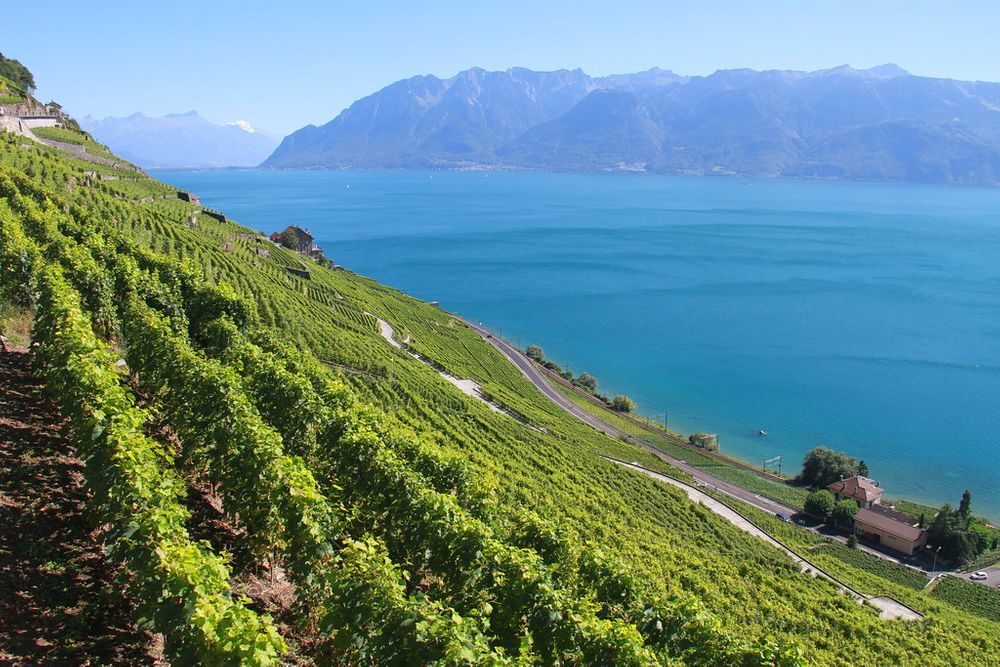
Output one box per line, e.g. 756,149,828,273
610,394,636,412
831,499,859,527
799,445,867,488
805,490,836,519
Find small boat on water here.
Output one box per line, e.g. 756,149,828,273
758,429,768,437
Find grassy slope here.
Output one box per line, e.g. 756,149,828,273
2,131,997,664
30,126,124,163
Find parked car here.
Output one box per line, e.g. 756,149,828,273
970,572,988,580
776,513,791,522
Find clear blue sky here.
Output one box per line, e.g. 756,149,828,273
3,1,999,136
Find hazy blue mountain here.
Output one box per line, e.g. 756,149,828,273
81,111,278,169
263,65,1000,184
497,90,666,170
264,67,594,168
592,67,688,92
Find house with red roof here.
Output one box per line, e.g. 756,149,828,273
828,475,883,509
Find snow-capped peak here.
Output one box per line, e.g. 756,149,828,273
226,120,257,133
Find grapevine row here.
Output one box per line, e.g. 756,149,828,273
209,318,494,516
0,210,285,664
115,283,506,664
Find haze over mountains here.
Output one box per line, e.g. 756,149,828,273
81,111,278,169
263,65,1000,185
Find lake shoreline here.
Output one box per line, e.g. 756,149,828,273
466,311,993,524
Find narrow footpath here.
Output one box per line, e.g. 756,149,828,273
604,457,922,620
370,313,540,426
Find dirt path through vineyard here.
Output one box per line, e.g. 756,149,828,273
0,349,159,664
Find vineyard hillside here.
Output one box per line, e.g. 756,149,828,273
1,97,998,664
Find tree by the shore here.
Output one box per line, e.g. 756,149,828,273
688,433,719,452
959,489,972,520
798,446,867,488
575,372,598,391
609,395,635,413
929,492,988,565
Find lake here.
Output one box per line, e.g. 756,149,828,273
157,169,1000,520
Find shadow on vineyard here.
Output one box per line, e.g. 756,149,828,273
179,479,314,657
0,350,158,664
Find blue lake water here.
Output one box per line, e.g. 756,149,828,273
157,169,1000,520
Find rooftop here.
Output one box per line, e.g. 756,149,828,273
828,475,884,503
855,507,923,542
867,503,918,526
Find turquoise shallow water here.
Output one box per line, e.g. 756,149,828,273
158,169,1000,520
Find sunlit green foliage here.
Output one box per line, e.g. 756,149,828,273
0,52,34,91
0,210,285,661
1,127,998,665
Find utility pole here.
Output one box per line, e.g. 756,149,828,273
649,412,666,433
932,545,942,573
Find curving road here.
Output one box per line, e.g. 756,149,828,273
464,319,796,518
465,321,615,430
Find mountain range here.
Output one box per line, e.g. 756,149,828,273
81,111,278,169
262,65,1000,184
